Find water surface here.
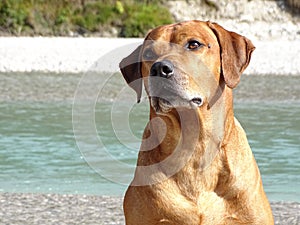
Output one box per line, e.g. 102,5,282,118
0,73,299,201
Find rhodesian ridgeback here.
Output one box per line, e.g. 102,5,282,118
119,20,274,225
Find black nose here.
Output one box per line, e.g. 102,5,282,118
150,60,174,78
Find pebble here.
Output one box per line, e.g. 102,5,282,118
0,193,299,225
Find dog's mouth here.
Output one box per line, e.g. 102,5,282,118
148,71,204,114
150,97,170,114
150,96,203,114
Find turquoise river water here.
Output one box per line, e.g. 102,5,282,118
0,73,299,202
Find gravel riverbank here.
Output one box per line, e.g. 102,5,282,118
0,193,299,225
0,37,299,75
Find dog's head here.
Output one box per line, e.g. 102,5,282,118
120,20,255,114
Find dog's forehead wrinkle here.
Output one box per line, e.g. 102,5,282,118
147,21,218,45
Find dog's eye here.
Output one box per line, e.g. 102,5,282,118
186,40,203,50
143,49,156,60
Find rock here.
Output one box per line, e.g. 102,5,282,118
166,0,300,41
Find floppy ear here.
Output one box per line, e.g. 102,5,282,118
119,45,143,103
207,22,255,88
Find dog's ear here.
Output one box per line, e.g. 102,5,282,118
119,45,143,103
207,22,255,89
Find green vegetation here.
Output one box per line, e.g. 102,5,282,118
120,3,172,37
0,0,174,37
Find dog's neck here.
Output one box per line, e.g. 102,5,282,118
135,85,235,190
145,84,234,161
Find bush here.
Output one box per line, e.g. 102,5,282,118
72,2,120,32
0,0,30,34
0,0,174,37
121,3,173,37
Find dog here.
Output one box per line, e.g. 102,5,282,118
119,20,274,225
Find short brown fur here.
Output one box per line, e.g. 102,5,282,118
119,20,274,225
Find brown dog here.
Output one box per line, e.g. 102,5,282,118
119,20,274,225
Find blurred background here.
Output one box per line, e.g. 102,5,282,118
0,0,299,38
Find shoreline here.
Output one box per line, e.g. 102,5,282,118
0,37,299,76
0,192,299,225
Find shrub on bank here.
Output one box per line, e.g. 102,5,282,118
0,0,174,37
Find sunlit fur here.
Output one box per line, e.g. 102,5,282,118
120,20,274,225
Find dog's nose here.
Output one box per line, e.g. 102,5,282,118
150,60,174,78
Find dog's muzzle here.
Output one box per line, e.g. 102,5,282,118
148,60,203,114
